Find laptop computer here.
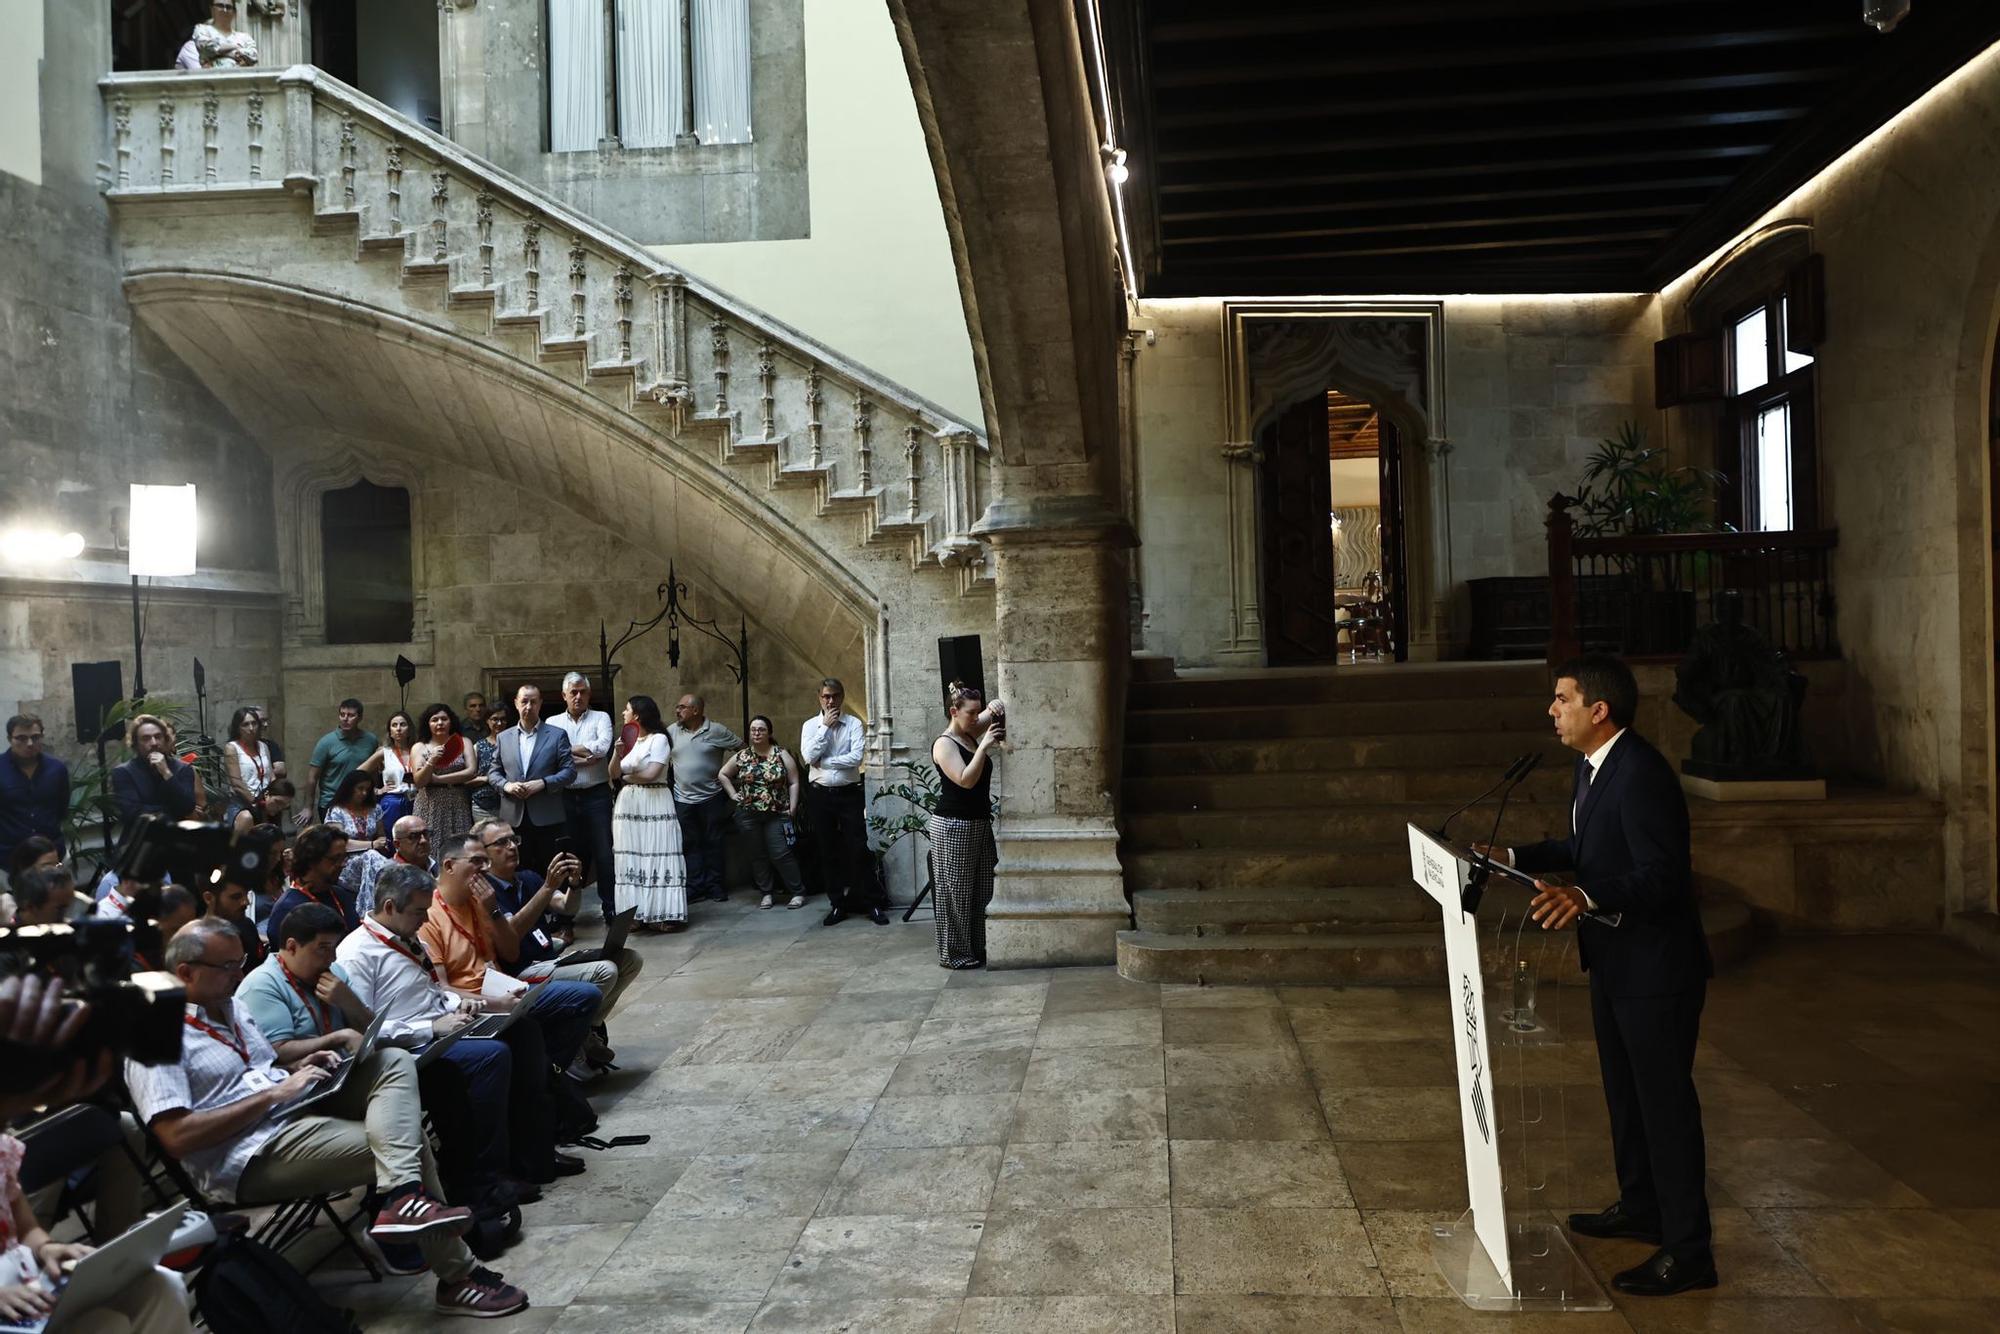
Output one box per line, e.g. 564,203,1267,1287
274,1013,386,1118
416,981,549,1066
0,1202,188,1334
553,907,636,968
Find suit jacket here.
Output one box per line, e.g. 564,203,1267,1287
485,722,576,828
1513,731,1711,997
111,755,197,834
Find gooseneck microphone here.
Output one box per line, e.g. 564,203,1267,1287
1477,751,1543,863
1434,752,1533,840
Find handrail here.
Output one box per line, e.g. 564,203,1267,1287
1573,528,1839,556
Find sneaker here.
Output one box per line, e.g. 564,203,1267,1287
787,895,805,909
823,908,848,926
435,1266,529,1318
582,1031,616,1067
868,907,890,926
371,1189,473,1239
760,894,774,909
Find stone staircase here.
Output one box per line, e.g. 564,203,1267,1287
1116,663,1752,985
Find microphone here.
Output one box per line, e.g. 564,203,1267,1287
1434,752,1532,840
1474,752,1543,875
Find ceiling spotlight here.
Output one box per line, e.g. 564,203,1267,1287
1105,147,1130,185
1863,0,1910,33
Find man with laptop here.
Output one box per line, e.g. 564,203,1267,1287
417,833,600,1075
125,918,528,1317
336,863,582,1189
471,818,641,1080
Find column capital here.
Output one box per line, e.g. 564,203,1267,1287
971,495,1136,549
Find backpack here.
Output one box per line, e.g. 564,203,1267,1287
194,1234,361,1334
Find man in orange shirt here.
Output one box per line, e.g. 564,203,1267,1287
419,832,599,1072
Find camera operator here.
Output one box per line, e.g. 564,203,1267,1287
128,919,529,1316
265,824,359,951
111,716,197,837
6,865,77,929
337,864,581,1196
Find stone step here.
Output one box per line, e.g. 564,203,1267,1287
1123,804,1566,855
1128,846,1419,891
1131,884,1461,934
1124,732,1567,775
1123,765,1575,812
1130,663,1551,709
1126,698,1554,743
1116,900,1756,986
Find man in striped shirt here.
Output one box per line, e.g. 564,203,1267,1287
126,917,529,1317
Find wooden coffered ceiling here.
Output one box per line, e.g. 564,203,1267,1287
1095,0,2000,296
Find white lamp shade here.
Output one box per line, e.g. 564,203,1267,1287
129,484,198,577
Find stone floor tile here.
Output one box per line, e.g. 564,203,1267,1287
808,990,941,1025
578,1214,809,1302
991,1139,1170,1210
1299,1038,1457,1089
944,966,1056,989
473,1222,638,1308
1023,1044,1165,1091
1336,1140,1474,1211
1008,1088,1171,1142
1285,998,1437,1044
1171,1206,1387,1296
624,1063,774,1105
817,1144,1005,1215
590,1099,745,1153
768,1213,986,1298
528,1155,697,1224
1162,1006,1293,1046
1165,1043,1311,1088
1041,976,1163,1014
1391,1296,1637,1331
1171,1139,1352,1209
957,1295,1175,1332
1569,1207,1825,1298
1036,1008,1164,1048
653,1150,847,1219
1754,1208,2000,1298
550,1302,760,1332
928,985,1050,1020
968,1208,1174,1296
1357,1209,1459,1298
746,1297,963,1332
1321,1085,1463,1141
1158,985,1285,1009
1173,1295,1402,1332
1697,1069,1837,1139
699,1098,876,1153
740,966,859,998
907,1015,1044,1054
1614,1297,1868,1334
856,1094,1021,1148
1847,1298,2000,1332
883,1046,1033,1096
668,1022,810,1067
1166,1084,1328,1141
750,1058,900,1101
782,1017,920,1063
1707,1138,1928,1208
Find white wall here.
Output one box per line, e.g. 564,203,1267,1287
648,0,981,423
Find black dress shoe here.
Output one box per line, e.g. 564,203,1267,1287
549,1152,587,1177
1612,1249,1718,1297
823,908,848,926
1566,1201,1663,1244
868,907,890,925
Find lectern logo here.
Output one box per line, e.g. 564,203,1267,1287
1461,973,1491,1144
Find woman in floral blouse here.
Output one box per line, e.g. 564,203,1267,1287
718,715,805,909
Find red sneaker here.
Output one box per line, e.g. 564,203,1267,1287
369,1190,473,1238
436,1267,530,1318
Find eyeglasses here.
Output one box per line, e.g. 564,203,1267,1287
9,732,42,743
185,957,241,972
464,854,492,869
482,834,521,847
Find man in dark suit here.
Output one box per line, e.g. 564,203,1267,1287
486,684,576,875
1498,654,1716,1297
111,713,198,836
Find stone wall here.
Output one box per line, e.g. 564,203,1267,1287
1658,42,2000,918
1129,295,1658,666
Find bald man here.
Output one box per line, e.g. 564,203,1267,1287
669,695,742,905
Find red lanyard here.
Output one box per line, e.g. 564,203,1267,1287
237,742,266,784
365,920,441,986
278,956,334,1034
436,899,486,957
290,878,330,910
184,1010,251,1066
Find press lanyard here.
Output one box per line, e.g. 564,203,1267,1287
364,920,441,986
184,1010,251,1066
279,957,335,1034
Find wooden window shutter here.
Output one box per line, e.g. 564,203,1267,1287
1654,330,1725,408
1785,252,1825,353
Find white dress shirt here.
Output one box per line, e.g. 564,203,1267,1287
335,919,466,1047
1577,729,1626,833
515,722,540,775
125,1000,289,1203
800,713,867,787
550,708,614,789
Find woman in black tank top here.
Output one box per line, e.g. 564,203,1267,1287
928,682,1003,968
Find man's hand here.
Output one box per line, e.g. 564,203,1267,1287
483,994,519,1014
504,781,529,799
0,975,115,1119
431,1011,475,1039
37,1241,93,1280
299,1045,348,1069
546,852,581,888
1469,843,1512,866
471,876,500,915
314,971,356,1010
0,1284,54,1321
1529,880,1588,931
278,1063,334,1099
147,750,172,774
571,745,596,763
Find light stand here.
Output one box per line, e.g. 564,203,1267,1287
127,484,198,704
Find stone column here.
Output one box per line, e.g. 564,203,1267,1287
974,495,1135,967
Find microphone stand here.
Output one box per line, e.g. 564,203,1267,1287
1433,752,1530,841
1462,754,1542,914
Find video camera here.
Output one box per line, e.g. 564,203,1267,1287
0,816,279,1095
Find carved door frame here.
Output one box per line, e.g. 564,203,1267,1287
1219,300,1453,663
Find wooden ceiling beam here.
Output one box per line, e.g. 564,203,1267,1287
1149,0,1756,44
1158,144,1766,197
1201,229,1678,263
1161,203,1703,249
1160,176,1732,225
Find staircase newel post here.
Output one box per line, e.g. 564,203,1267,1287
279,67,314,193
853,393,874,492
201,87,219,185
476,191,494,285
1546,492,1579,666
904,424,923,523
523,220,542,311
757,340,776,440
385,141,404,233
804,362,824,469
569,236,588,338
430,169,450,263
614,266,634,362
710,313,731,418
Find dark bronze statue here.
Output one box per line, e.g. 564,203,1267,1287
1673,592,1811,778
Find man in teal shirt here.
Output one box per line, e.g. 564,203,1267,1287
307,697,378,819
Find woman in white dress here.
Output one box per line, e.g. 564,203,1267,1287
614,694,687,932
222,706,272,830
359,709,417,831
192,1,259,68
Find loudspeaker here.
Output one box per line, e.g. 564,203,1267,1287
72,660,124,744
936,635,984,707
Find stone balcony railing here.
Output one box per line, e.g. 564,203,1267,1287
97,65,992,583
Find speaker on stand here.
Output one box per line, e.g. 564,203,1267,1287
72,660,125,872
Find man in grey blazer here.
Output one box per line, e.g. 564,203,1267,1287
486,684,576,875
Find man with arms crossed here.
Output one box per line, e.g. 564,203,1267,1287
800,678,890,926
1485,654,1715,1297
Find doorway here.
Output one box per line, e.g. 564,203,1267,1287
1258,388,1408,665
311,0,442,131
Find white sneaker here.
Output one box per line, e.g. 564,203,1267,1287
787,895,805,909
760,894,774,909
564,1054,607,1085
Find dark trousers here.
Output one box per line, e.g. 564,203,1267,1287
498,1016,559,1181
1591,976,1712,1260
519,818,563,878
526,978,602,1069
563,783,617,916
805,783,885,911
421,1037,513,1196
682,791,734,901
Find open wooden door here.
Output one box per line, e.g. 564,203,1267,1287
1378,418,1409,662
1259,395,1339,663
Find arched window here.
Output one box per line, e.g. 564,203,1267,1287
320,480,413,644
